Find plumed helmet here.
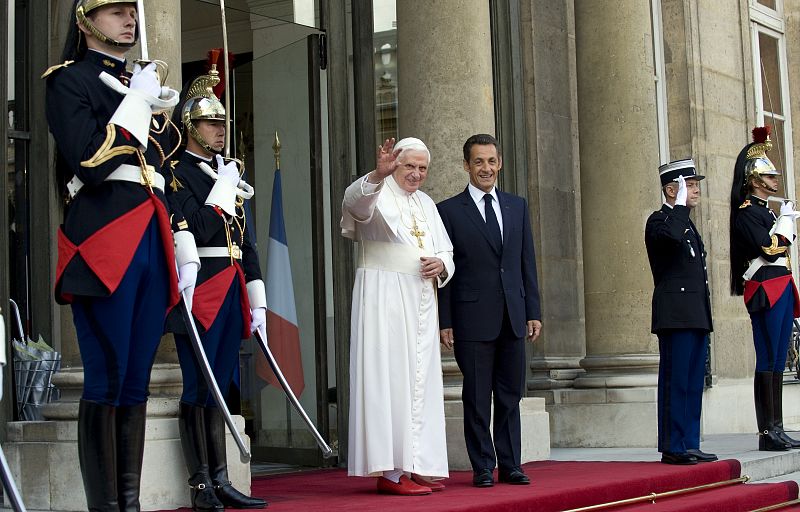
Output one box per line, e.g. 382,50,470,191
181,66,226,153
75,0,139,49
743,126,780,184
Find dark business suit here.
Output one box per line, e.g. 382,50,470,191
438,186,541,474
645,204,713,454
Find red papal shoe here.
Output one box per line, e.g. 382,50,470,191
376,475,432,496
410,474,445,492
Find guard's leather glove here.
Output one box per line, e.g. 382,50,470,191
250,307,267,334
129,62,162,100
780,200,800,219
215,155,241,187
178,262,199,311
675,175,688,206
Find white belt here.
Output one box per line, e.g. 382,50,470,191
357,239,424,276
67,164,165,199
743,256,788,281
197,246,242,260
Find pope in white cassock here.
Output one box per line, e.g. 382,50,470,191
341,137,455,496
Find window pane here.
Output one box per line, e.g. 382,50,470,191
373,0,397,146
759,32,783,115
757,0,777,10
764,116,787,177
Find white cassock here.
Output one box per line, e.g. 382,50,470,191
342,173,454,478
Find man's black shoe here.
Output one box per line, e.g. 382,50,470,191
472,469,494,487
660,452,698,465
686,449,718,462
498,468,530,485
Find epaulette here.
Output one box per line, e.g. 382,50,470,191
739,199,752,209
41,60,75,79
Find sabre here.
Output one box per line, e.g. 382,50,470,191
254,326,333,458
220,0,232,158
176,270,251,463
133,0,168,84
0,444,26,512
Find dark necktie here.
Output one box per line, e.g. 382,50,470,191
484,194,502,250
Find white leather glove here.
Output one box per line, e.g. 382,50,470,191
215,155,241,187
178,262,199,311
675,175,687,206
780,200,800,218
129,62,161,100
250,307,267,334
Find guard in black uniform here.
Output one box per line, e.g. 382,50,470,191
166,68,267,510
645,159,716,465
730,126,800,452
44,1,200,510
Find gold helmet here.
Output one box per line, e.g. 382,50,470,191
744,126,780,189
76,0,139,49
181,66,226,154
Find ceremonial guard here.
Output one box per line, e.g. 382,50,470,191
166,68,267,510
730,127,800,452
644,159,715,465
44,1,200,510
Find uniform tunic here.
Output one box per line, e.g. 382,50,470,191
167,151,262,404
342,174,454,478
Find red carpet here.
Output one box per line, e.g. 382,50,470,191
158,459,800,511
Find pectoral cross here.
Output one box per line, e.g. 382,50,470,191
410,217,425,249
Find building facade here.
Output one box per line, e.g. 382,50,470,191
2,0,800,507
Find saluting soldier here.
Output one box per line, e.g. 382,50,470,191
44,1,200,510
645,159,716,465
730,126,800,452
166,68,267,510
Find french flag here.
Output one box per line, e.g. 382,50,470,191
256,168,305,396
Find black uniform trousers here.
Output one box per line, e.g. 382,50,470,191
454,306,526,473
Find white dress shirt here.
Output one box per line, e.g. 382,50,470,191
468,183,503,240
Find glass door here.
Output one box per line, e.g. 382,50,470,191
181,0,334,468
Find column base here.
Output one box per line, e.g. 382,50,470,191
537,387,657,448
4,412,251,511
445,397,550,471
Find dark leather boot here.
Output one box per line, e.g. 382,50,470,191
772,372,800,448
755,372,790,451
179,403,224,511
116,402,147,511
206,406,267,509
78,400,119,511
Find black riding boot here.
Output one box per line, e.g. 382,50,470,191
206,406,267,509
755,372,790,451
116,402,147,511
772,372,800,448
179,403,224,511
78,400,119,511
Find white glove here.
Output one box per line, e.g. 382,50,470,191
250,307,267,334
780,201,800,219
129,62,161,100
178,262,199,311
675,175,687,206
215,155,240,187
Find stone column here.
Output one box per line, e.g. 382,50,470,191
551,0,662,447
397,0,549,469
397,0,494,201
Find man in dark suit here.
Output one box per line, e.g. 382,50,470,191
438,134,541,488
645,158,716,465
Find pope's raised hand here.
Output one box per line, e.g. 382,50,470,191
370,138,402,182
